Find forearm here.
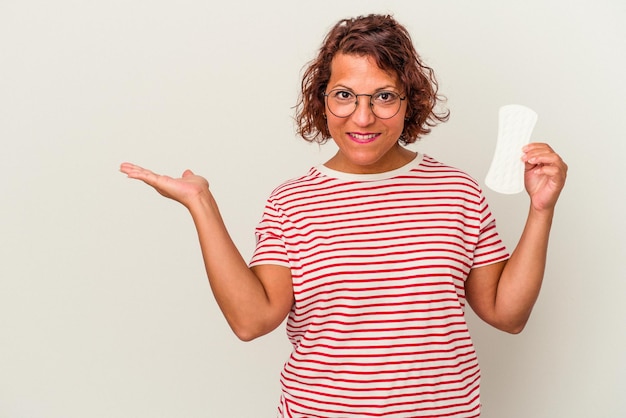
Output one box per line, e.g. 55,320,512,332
187,192,278,340
495,207,554,331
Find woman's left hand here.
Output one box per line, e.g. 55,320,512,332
522,142,568,212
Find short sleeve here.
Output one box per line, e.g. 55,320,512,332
249,198,291,268
472,194,510,268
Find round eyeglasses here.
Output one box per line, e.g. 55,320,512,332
324,89,406,119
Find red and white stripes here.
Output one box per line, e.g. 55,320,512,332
250,154,509,417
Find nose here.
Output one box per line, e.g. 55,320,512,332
351,95,376,126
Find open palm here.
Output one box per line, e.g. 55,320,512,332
120,162,210,209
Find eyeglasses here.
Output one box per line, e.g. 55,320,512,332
324,89,406,119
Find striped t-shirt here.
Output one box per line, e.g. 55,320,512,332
249,153,510,418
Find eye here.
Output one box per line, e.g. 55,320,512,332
330,90,355,102
373,91,399,104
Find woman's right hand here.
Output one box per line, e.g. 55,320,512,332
119,162,210,208
120,161,294,340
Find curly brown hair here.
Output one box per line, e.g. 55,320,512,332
296,14,449,145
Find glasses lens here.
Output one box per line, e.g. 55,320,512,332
326,90,356,118
325,89,403,119
371,91,402,119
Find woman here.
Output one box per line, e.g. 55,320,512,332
120,14,567,418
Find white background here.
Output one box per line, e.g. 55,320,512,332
1,1,624,417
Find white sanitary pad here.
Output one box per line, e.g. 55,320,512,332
485,104,538,194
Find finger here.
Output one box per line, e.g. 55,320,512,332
525,158,567,179
119,162,140,174
527,153,565,170
120,164,162,185
522,145,564,166
522,143,553,160
524,153,558,169
120,162,153,177
523,142,553,152
525,158,568,187
526,162,557,176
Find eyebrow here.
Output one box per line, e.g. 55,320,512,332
329,84,400,93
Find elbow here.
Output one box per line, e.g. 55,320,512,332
235,332,259,342
229,319,270,342
504,324,525,335
499,318,528,335
231,324,264,342
223,301,290,342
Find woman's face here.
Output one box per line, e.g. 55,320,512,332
323,53,410,174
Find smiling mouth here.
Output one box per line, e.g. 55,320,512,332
349,133,378,143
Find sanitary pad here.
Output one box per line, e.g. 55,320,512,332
485,104,538,194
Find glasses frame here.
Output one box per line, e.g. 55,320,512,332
323,89,407,120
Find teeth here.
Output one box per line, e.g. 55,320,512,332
352,133,376,140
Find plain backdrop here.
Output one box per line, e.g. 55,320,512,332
1,1,625,417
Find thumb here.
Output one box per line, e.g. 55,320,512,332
182,169,195,177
